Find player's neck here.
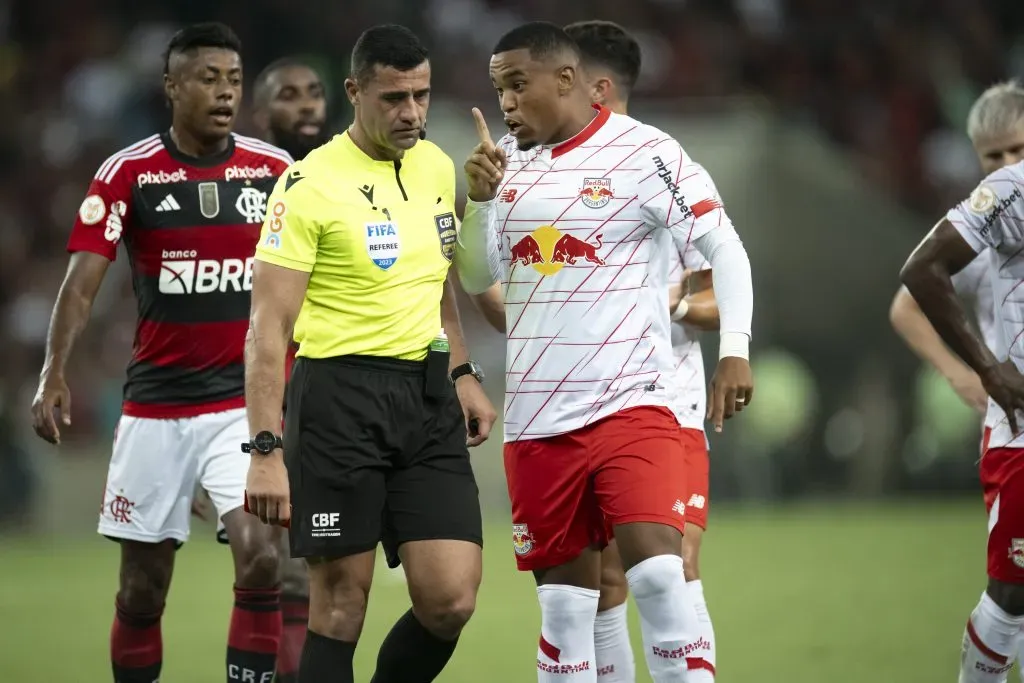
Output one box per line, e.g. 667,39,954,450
606,99,628,116
169,126,229,159
547,104,601,148
348,122,403,162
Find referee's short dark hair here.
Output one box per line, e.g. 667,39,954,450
493,21,580,62
163,22,242,76
351,25,428,84
564,20,642,94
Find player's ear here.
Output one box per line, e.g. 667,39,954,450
558,65,575,96
344,77,360,107
592,77,613,107
163,73,177,108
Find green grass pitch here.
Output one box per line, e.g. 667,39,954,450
0,501,991,681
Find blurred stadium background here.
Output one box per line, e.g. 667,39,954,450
2,0,1021,680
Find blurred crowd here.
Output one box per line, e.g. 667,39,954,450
1,0,1023,513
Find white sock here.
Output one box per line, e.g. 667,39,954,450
687,580,716,682
960,592,1024,683
626,555,709,683
537,584,601,682
594,602,636,682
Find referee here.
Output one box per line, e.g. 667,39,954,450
243,25,495,683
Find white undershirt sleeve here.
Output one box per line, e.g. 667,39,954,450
454,198,502,295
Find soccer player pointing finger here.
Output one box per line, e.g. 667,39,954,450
456,22,754,683
244,24,493,683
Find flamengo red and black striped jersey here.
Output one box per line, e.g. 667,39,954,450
67,132,293,419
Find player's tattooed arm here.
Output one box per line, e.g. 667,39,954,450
900,220,999,394
31,251,112,444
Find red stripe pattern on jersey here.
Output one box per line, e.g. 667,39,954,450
68,132,293,419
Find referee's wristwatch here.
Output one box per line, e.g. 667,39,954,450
449,361,484,385
241,431,284,455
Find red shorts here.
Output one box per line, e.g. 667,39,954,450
504,406,689,571
680,428,710,530
981,429,1024,582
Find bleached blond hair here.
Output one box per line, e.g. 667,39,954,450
967,80,1024,143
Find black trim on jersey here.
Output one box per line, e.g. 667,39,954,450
161,131,236,167
135,273,252,324
123,360,244,405
393,161,409,201
132,177,277,229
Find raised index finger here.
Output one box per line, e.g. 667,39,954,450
472,107,493,146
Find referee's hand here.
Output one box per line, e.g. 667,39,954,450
465,107,506,202
245,454,291,526
455,375,497,447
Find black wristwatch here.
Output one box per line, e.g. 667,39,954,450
449,361,484,385
241,431,283,455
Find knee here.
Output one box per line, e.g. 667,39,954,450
987,578,1024,616
280,558,310,598
412,585,477,640
235,539,282,589
310,577,370,642
598,563,629,613
118,561,172,615
626,554,684,599
682,541,700,583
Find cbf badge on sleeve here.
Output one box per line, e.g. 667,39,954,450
434,212,456,262
365,221,400,270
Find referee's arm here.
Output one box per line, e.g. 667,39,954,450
246,260,308,437
244,183,319,525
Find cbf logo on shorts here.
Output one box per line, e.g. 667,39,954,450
365,221,400,270
311,512,341,539
512,523,535,556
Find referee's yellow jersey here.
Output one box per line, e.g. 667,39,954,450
254,132,458,360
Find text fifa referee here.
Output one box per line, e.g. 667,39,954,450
242,25,496,683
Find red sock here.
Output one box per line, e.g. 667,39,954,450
111,598,162,683
227,585,281,683
275,594,309,682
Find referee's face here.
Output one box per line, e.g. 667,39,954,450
347,61,430,156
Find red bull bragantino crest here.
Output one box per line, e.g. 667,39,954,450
508,225,606,276
579,177,614,209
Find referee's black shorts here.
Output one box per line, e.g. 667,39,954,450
284,354,483,566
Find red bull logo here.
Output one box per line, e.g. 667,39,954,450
508,225,605,275
579,177,614,209
1010,539,1024,568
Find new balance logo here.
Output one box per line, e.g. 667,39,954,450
155,194,181,212
687,494,706,510
672,500,687,516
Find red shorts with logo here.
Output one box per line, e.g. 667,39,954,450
981,428,1024,582
504,406,689,571
680,428,710,530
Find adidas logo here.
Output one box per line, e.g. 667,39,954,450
155,194,181,212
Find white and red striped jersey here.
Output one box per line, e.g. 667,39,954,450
494,106,733,442
947,160,1024,446
668,244,711,431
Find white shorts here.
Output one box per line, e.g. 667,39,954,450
97,408,249,544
